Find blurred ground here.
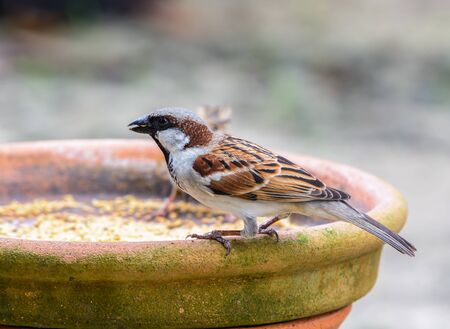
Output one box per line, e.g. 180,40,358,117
0,1,449,328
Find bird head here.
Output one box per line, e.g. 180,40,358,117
128,108,214,154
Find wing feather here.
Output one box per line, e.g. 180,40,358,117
193,135,350,202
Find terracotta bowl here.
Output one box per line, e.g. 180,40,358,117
0,140,408,329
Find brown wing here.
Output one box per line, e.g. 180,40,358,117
193,135,350,202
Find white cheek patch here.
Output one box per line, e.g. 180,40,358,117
156,128,190,152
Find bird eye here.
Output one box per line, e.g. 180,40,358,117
156,117,170,129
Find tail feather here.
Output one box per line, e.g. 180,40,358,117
318,201,416,256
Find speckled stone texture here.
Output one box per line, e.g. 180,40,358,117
0,140,408,329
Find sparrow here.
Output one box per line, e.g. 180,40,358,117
129,108,416,256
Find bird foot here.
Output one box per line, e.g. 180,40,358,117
258,227,279,242
140,205,171,221
186,230,232,256
140,188,179,221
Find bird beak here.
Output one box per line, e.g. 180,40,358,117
128,116,153,134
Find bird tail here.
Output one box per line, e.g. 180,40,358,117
314,201,416,256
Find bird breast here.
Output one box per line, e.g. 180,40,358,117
167,146,210,191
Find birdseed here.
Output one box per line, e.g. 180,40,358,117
0,195,294,242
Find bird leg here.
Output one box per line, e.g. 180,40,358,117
259,216,281,230
258,216,281,242
186,214,291,254
143,185,179,220
186,230,241,256
257,214,291,242
259,214,290,230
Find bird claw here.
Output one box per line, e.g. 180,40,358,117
186,230,232,256
258,227,279,242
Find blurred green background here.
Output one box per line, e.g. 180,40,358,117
0,1,449,328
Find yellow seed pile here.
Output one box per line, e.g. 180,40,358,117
0,195,293,242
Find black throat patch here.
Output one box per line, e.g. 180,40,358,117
152,136,181,188
152,137,170,165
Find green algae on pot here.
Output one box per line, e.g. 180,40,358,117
0,140,409,329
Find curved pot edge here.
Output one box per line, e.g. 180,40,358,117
0,139,408,279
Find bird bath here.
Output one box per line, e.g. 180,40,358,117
0,140,409,329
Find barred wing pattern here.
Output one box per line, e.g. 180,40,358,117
193,136,350,202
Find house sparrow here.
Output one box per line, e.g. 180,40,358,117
129,108,416,256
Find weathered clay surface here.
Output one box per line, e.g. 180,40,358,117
232,305,351,329
0,140,408,329
0,305,351,329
